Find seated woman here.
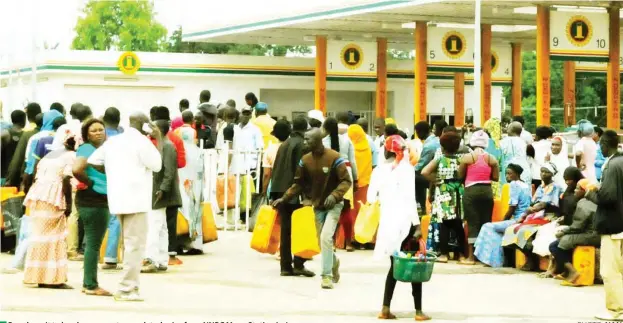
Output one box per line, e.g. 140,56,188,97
532,167,584,260
474,163,532,267
547,179,600,285
501,162,564,271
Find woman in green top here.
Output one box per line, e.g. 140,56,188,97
422,131,467,264
72,118,111,296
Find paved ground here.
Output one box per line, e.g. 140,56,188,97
0,231,607,323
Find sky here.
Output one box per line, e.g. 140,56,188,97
0,0,369,60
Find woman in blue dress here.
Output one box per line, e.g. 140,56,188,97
474,163,531,267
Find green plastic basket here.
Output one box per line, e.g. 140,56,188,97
392,252,437,283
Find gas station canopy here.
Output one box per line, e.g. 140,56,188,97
182,0,617,51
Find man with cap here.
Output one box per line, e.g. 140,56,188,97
252,102,276,149
197,102,218,146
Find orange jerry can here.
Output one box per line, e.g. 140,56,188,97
573,246,596,286
250,206,280,254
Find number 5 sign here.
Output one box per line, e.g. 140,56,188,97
550,11,609,62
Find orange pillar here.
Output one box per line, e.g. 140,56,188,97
376,38,387,118
563,61,576,127
608,4,620,129
511,43,522,117
315,36,327,113
414,21,427,123
481,24,492,125
454,73,465,127
536,5,550,126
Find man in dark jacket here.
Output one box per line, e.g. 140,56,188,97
150,106,186,265
270,116,313,278
4,110,43,188
273,128,352,290
142,120,182,273
587,130,623,321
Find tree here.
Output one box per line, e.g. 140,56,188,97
166,27,311,56
72,0,168,52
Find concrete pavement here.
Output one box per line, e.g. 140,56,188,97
0,231,607,323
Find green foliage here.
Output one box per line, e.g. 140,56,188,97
166,27,311,56
387,49,413,60
72,0,168,52
505,51,612,131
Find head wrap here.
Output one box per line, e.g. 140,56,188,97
577,178,598,191
541,161,559,176
41,110,63,131
469,130,489,149
562,166,584,183
484,118,501,148
385,118,396,125
307,109,325,123
384,135,405,168
577,119,595,137
255,102,268,112
507,163,524,176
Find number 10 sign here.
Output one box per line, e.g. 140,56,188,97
550,11,609,62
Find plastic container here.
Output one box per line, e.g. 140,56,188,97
573,246,596,286
392,240,437,283
393,253,437,283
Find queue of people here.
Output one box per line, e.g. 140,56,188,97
2,97,622,320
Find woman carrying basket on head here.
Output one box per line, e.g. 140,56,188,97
367,135,430,321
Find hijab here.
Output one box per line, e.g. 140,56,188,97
484,118,502,148
347,124,372,187
550,136,570,189
41,110,63,131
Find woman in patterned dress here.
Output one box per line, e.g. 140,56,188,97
23,132,77,288
422,131,467,263
473,163,532,267
501,162,564,271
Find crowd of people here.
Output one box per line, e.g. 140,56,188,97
1,95,623,320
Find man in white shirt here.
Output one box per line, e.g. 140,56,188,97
531,126,553,183
88,112,162,302
238,106,264,174
512,115,533,145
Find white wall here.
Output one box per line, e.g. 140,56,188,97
0,50,505,129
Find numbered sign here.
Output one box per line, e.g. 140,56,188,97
550,11,609,62
427,27,474,72
327,41,377,76
492,44,512,84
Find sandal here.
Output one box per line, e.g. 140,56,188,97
537,272,554,278
458,257,475,265
415,311,432,321
553,274,566,280
436,255,449,263
561,280,582,287
84,287,112,296
378,306,397,320
377,312,397,320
